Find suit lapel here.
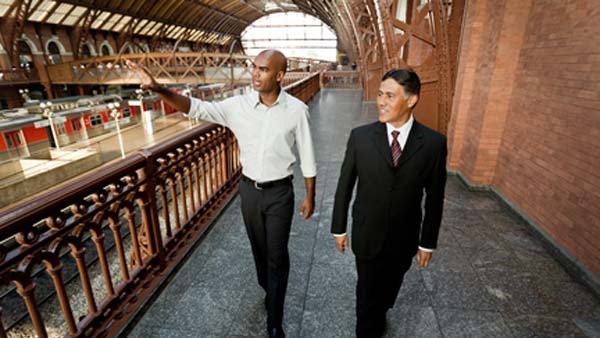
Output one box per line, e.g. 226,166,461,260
396,121,424,168
369,122,394,168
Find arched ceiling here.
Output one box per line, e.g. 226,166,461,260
0,0,345,48
0,0,339,43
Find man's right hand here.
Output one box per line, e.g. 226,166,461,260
126,60,159,91
334,234,349,254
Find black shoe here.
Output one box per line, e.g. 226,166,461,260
268,327,285,338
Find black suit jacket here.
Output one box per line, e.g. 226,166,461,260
331,120,447,259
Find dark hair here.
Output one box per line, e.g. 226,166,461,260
381,68,421,97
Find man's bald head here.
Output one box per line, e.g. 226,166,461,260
257,49,287,73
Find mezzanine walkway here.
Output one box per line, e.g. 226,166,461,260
124,89,600,338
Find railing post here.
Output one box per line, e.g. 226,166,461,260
139,150,166,265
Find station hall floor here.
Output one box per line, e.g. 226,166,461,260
124,89,600,338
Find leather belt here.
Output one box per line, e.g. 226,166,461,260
242,175,292,190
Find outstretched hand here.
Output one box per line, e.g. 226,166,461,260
126,60,158,91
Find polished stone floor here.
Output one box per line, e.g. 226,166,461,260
124,89,600,338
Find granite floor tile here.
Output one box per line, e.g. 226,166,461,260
421,270,500,311
503,313,590,338
437,309,514,338
163,287,244,333
385,305,442,338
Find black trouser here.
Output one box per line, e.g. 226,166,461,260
239,177,294,331
355,251,413,338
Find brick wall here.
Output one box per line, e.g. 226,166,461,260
449,0,600,279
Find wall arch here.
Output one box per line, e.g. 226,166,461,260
99,41,114,56
45,37,66,55
19,34,40,55
80,41,97,58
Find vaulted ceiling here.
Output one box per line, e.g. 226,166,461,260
0,0,341,45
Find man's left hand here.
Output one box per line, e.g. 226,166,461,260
416,249,433,268
300,197,314,220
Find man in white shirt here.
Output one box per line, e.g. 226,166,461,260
128,49,316,338
331,68,447,338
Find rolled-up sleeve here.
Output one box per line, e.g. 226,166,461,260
189,97,233,126
296,109,317,177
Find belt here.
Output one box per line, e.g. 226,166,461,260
242,175,292,190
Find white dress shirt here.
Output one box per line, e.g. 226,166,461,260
386,115,414,150
334,115,433,252
188,89,317,181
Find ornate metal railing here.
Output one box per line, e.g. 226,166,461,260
46,52,327,86
0,72,322,338
0,124,240,338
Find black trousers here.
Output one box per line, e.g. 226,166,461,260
239,178,294,331
355,250,413,338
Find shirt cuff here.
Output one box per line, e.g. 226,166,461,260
333,233,347,237
418,246,434,252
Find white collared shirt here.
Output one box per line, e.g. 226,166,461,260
188,89,317,181
386,114,414,150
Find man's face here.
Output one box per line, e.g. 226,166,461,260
251,52,284,94
377,78,417,127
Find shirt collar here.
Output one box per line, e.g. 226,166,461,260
252,88,287,108
386,114,414,136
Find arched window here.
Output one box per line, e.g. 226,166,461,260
101,44,111,56
80,43,95,59
241,12,337,62
18,40,33,69
47,41,62,64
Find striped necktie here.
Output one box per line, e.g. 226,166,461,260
391,130,402,167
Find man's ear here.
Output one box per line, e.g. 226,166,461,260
276,71,285,83
407,95,419,109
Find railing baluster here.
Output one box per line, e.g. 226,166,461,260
159,184,172,238
109,220,131,281
70,244,98,314
45,261,77,336
90,228,115,297
15,280,48,338
220,141,227,183
169,177,181,230
203,152,212,198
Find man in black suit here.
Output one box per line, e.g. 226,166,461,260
331,68,447,338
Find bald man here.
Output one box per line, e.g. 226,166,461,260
129,50,316,338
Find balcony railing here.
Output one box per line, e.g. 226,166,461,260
0,72,321,338
0,68,40,84
46,52,327,86
321,71,361,89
